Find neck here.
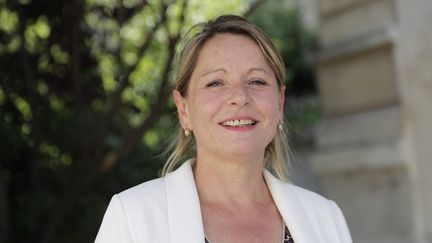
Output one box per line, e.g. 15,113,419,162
193,150,271,206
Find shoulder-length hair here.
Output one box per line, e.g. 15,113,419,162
162,15,291,180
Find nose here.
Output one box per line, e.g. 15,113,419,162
228,83,251,106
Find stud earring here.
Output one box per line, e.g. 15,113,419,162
184,128,191,137
278,123,283,132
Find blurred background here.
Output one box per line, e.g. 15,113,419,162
1,0,431,242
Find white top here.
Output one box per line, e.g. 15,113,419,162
95,159,353,243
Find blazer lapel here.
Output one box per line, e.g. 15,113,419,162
164,159,205,243
164,161,322,243
264,170,321,243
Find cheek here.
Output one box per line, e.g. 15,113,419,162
188,92,224,125
255,93,281,117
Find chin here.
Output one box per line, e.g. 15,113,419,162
222,145,265,158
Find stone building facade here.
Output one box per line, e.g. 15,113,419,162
295,0,432,242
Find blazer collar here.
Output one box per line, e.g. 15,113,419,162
164,159,205,243
264,170,321,243
164,160,320,243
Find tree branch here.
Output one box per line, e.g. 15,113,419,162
85,2,169,172
39,1,188,242
99,0,188,172
107,2,169,121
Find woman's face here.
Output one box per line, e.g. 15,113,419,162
174,33,285,160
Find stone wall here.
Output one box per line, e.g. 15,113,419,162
296,0,432,242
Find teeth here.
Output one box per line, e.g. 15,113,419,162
222,119,256,127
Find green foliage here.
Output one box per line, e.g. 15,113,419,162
0,0,249,242
0,0,318,242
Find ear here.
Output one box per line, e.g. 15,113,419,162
278,85,286,122
173,90,191,130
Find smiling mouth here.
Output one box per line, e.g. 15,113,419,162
220,119,258,127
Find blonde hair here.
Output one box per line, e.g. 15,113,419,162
162,15,291,180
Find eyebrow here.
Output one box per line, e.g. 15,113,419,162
247,67,272,75
200,68,227,77
200,67,272,77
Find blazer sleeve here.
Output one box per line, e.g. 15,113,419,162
329,200,353,243
94,195,134,243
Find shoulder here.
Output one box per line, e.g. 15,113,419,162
113,159,195,209
115,159,194,204
265,170,335,209
117,176,166,204
281,181,343,216
265,171,345,219
287,183,333,207
278,182,352,242
285,183,352,242
96,161,197,243
95,177,170,243
116,177,165,212
264,171,352,242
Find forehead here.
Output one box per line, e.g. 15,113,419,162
201,33,259,52
194,33,272,73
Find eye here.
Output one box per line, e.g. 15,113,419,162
206,80,224,87
249,79,268,86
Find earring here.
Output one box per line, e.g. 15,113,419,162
278,123,283,132
184,128,190,137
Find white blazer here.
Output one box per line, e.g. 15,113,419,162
95,160,352,243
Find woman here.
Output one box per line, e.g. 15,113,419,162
95,15,352,243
